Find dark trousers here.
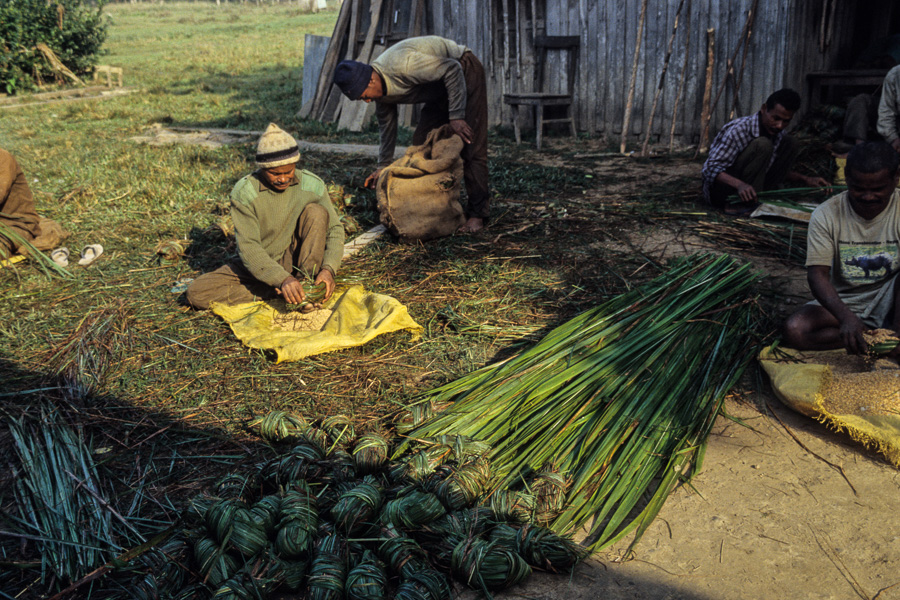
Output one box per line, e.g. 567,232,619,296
843,92,881,143
412,51,490,220
186,204,328,309
709,135,799,207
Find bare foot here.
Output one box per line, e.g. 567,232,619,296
458,217,484,233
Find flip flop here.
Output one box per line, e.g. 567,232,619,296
51,247,70,267
78,244,104,266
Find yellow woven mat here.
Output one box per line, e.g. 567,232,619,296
759,346,900,467
211,284,422,363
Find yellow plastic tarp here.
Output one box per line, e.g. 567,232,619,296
211,284,422,363
759,346,900,467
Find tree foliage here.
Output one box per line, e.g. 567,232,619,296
0,0,108,94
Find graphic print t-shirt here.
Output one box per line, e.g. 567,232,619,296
806,190,900,293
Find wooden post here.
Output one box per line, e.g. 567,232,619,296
620,0,648,154
337,0,384,130
640,0,686,157
730,0,758,119
668,0,692,152
696,28,715,156
309,0,353,121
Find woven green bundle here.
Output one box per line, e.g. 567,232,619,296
322,415,356,448
280,486,318,517
272,556,308,592
211,572,268,600
405,570,452,600
274,443,327,485
276,489,319,559
528,468,570,525
251,495,282,532
513,524,586,573
381,490,446,529
205,499,245,543
331,481,384,534
285,281,328,312
303,427,332,454
489,490,536,523
377,525,430,578
229,506,270,557
352,433,391,474
393,582,429,600
307,534,347,600
276,521,315,559
215,473,259,502
432,459,490,511
130,538,190,600
450,538,531,593
250,410,310,443
345,550,387,600
193,536,238,588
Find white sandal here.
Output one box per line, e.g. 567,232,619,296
78,244,104,266
51,247,70,267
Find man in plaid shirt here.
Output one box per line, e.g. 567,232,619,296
702,88,829,213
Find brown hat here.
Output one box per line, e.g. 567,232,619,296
256,123,300,168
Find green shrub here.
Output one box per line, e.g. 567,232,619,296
0,0,108,94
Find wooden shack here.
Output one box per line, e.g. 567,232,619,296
311,0,900,149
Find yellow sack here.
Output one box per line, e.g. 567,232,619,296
759,346,900,467
211,284,422,363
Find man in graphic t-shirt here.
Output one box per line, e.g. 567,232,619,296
783,141,900,354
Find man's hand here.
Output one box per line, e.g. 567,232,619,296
449,119,474,144
315,269,336,301
839,313,869,355
735,181,758,204
892,138,900,154
804,175,830,189
364,169,383,189
278,275,305,304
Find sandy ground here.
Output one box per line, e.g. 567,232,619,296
478,147,900,600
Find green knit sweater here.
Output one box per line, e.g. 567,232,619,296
231,169,344,287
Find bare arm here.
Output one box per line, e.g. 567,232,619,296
713,171,757,203
807,265,868,354
786,171,830,188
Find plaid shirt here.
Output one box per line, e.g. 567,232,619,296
701,113,786,201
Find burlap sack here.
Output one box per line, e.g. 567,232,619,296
376,124,466,242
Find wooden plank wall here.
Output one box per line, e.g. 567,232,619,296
425,0,861,147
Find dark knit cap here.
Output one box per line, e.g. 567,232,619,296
333,60,374,100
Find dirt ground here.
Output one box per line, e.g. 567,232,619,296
483,148,900,600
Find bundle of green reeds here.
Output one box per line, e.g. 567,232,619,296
403,253,763,551
7,407,118,585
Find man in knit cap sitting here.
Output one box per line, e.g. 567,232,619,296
332,35,489,233
186,123,345,310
